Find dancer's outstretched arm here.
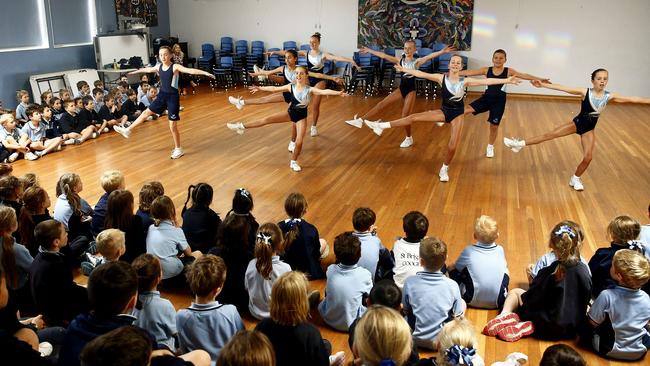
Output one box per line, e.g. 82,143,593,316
249,66,283,78
609,93,650,104
127,66,159,75
359,47,400,64
174,64,215,79
415,46,455,68
323,52,359,69
308,71,343,85
466,76,521,87
311,88,348,97
395,65,443,84
459,67,488,77
249,84,291,94
509,68,549,82
530,80,584,96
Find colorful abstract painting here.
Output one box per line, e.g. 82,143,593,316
115,0,159,27
358,0,474,50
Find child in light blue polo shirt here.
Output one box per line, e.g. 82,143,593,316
15,90,30,124
318,232,373,331
21,104,63,159
586,249,650,361
403,237,465,350
177,255,245,366
352,207,393,282
449,215,509,309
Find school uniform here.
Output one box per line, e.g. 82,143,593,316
403,271,466,349
279,218,325,279
20,121,47,142
137,209,154,232
77,108,98,127
244,256,292,320
15,102,28,121
121,99,140,121
0,237,32,290
176,301,244,366
91,192,109,236
589,242,650,298
318,263,373,331
146,220,189,280
0,126,21,142
209,244,252,313
519,260,591,339
641,225,650,246
181,206,221,253
469,67,509,124
530,251,591,278
140,94,154,110
58,112,84,134
353,231,394,281
392,238,423,289
117,215,146,264
98,104,117,122
441,75,466,123
449,242,509,309
133,291,177,351
41,117,62,139
255,318,330,366
93,100,103,113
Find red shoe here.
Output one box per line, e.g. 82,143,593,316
497,321,534,342
483,313,520,336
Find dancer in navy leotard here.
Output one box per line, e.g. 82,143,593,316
365,55,520,182
503,69,650,191
114,46,214,159
345,41,453,148
226,66,347,172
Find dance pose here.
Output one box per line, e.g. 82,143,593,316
226,66,347,172
268,32,358,137
346,41,454,148
365,55,520,182
459,49,549,158
504,69,650,191
113,46,214,159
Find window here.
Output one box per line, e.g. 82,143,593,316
47,0,96,47
0,0,49,52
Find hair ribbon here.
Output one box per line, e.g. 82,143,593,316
257,233,272,246
554,225,575,239
446,344,476,366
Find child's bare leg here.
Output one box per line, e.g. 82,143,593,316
245,92,285,105
179,350,211,366
291,120,307,161
243,111,291,129
523,122,576,145
500,288,526,314
361,89,401,121
126,109,155,131
169,120,181,149
291,123,297,142
488,123,499,145
444,116,465,165
79,126,95,142
42,137,63,154
574,131,595,177
388,110,446,127
401,91,416,138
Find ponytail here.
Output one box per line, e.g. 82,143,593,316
549,221,582,281
182,185,195,215
254,223,283,279
0,206,18,288
283,219,301,251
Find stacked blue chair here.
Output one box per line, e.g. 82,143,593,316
368,45,383,92
211,56,234,90
414,39,423,49
247,41,265,75
219,37,234,56
283,41,297,51
381,47,397,92
349,51,375,97
415,47,435,99
333,61,353,93
198,43,215,71
297,55,308,66
235,40,248,56
299,44,310,51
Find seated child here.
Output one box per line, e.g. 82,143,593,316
81,228,126,276
132,253,177,351
136,181,165,235
91,170,125,235
279,192,327,279
0,114,32,162
403,237,465,349
92,87,104,113
227,188,259,255
352,207,393,282
40,90,53,107
93,79,108,95
449,215,509,309
353,305,413,366
98,93,128,128
0,205,32,294
436,318,486,366
176,255,245,365
58,100,96,145
121,89,142,121
137,80,150,101
540,344,586,366
53,172,94,238
40,105,67,141
139,86,158,114
393,211,429,289
78,96,107,135
58,88,72,102
181,182,221,253
49,97,65,121
21,104,63,160
75,81,91,98
73,97,83,113
586,249,650,361
244,223,292,320
217,330,275,366
15,90,30,124
484,221,591,342
318,232,373,331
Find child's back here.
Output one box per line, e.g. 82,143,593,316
146,220,188,279
279,219,325,279
451,242,509,309
392,237,423,288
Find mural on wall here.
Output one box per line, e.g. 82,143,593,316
116,0,159,27
358,0,474,49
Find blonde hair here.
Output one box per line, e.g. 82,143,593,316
437,318,479,366
270,271,310,326
354,305,412,366
549,220,583,281
100,170,125,193
420,237,447,271
20,173,38,190
607,216,641,245
217,330,275,366
186,254,227,297
16,90,29,101
474,215,498,244
613,249,650,289
0,114,15,127
96,229,126,261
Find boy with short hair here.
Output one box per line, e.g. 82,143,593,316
29,219,89,326
78,96,107,135
121,89,143,121
98,94,128,128
392,211,429,289
139,87,159,118
318,232,373,331
402,237,465,350
75,81,91,98
59,99,96,144
0,113,34,162
15,90,30,124
91,170,125,235
21,104,63,160
81,228,126,275
136,181,165,234
352,207,393,281
92,87,105,113
93,79,108,95
176,254,244,365
137,80,150,101
41,105,65,141
449,215,510,309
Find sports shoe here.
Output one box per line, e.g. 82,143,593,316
364,120,384,136
113,125,131,138
290,160,302,172
91,132,98,139
103,127,109,133
179,106,185,111
74,139,82,145
345,114,363,128
329,351,345,366
228,96,245,110
436,122,444,127
497,321,534,342
569,175,584,191
7,152,18,163
253,64,267,81
439,165,449,182
288,140,296,152
310,125,318,137
483,312,520,336
35,151,45,157
400,136,413,148
39,342,53,357
226,122,245,135
146,115,154,121
64,138,76,145
504,137,525,152
170,147,184,159
486,144,495,158
25,152,39,161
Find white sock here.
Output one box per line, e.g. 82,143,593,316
572,174,579,180
441,163,448,170
239,123,245,129
487,144,494,148
378,122,391,128
240,99,245,105
290,160,297,164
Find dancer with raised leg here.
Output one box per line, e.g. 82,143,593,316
113,46,214,159
365,55,520,182
346,41,454,148
503,69,650,191
226,66,347,172
459,49,549,158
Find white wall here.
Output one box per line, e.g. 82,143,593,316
170,0,650,96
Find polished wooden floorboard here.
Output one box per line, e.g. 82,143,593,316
12,86,649,365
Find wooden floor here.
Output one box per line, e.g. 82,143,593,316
11,85,650,365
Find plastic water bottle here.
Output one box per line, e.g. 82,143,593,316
113,59,118,70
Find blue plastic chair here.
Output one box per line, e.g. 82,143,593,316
283,41,297,51
299,44,310,51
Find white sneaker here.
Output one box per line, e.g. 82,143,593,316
400,136,413,148
91,132,98,139
170,147,184,159
103,127,109,133
253,65,267,81
290,160,302,172
146,115,154,121
228,96,245,110
25,152,39,161
436,122,444,127
310,126,318,137
226,122,245,135
113,125,131,138
364,120,384,136
504,137,525,152
329,351,345,366
439,165,449,182
288,141,296,152
7,152,19,162
39,342,53,357
179,106,185,111
569,175,584,191
486,144,495,158
345,114,363,128
64,138,76,145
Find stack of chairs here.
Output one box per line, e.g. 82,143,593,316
349,52,375,97
415,47,435,99
380,47,397,92
333,61,353,94
297,44,310,66
233,40,248,86
219,37,234,56
247,41,265,75
211,56,234,90
198,43,215,71
367,45,383,93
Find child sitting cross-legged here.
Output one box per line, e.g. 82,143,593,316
81,228,126,276
393,211,429,289
0,113,32,162
351,207,394,282
21,104,63,160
